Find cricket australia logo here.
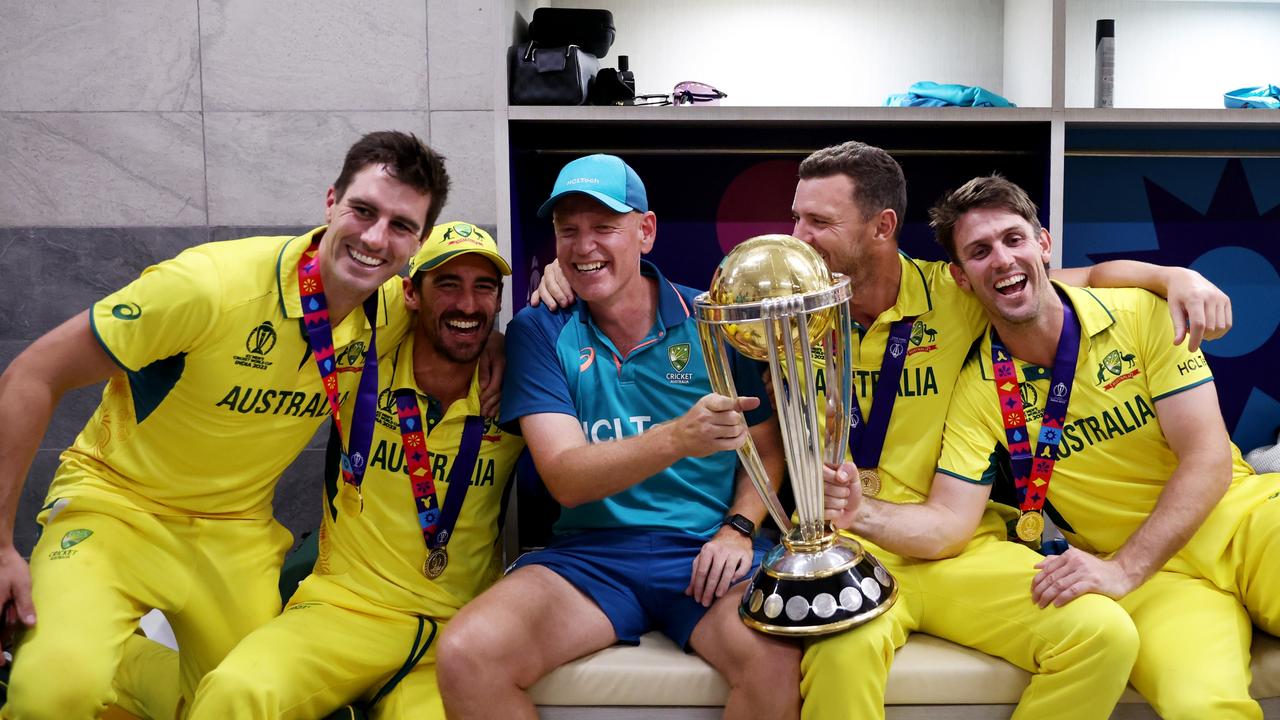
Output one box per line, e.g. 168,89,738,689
49,529,93,561
234,321,277,370
337,341,366,370
1095,348,1140,390
666,343,693,384
908,320,940,355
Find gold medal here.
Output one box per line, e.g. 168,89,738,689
338,484,363,517
424,547,449,579
858,467,881,497
1016,511,1044,542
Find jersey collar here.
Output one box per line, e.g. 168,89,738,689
866,252,935,327
974,281,1117,380
275,226,394,342
573,259,691,331
389,333,483,420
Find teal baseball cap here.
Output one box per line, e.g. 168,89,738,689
537,154,649,218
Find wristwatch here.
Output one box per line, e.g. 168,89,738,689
722,513,755,538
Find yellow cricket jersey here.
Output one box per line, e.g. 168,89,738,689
318,333,525,618
813,254,987,505
51,228,410,520
937,284,1279,586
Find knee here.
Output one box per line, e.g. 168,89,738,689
436,612,516,693
801,627,894,680
724,633,802,690
186,664,275,718
1044,596,1140,670
7,647,114,720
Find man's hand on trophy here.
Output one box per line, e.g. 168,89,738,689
529,259,576,310
823,461,864,530
685,528,754,607
669,393,760,457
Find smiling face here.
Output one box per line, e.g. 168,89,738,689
948,205,1054,327
552,193,656,304
318,163,431,304
407,253,502,364
791,174,895,282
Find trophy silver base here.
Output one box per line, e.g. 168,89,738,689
740,533,898,636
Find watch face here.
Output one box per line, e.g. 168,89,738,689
726,514,754,536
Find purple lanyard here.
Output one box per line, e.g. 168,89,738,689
991,295,1080,513
847,317,916,469
394,389,485,551
298,246,380,491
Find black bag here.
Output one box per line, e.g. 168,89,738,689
528,8,615,58
508,41,599,106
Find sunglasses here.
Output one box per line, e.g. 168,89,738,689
626,81,728,107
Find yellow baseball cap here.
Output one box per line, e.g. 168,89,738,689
408,221,511,277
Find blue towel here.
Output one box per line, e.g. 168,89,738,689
1224,85,1280,109
885,81,1015,108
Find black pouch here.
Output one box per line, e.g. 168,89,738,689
508,42,599,105
589,67,635,105
528,8,615,58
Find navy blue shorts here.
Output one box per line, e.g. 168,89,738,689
510,528,771,650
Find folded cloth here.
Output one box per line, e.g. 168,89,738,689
1224,85,1280,109
886,81,1015,108
1245,429,1280,473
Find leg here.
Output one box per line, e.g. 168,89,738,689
165,516,292,713
1233,485,1280,634
688,581,801,720
1121,571,1259,720
800,554,921,720
3,506,162,720
112,634,179,720
368,635,445,720
917,538,1139,720
436,565,617,720
187,576,419,720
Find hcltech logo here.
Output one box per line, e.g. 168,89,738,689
234,320,277,370
667,343,693,384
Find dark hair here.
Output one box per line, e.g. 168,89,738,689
798,141,907,231
929,174,1041,261
333,131,451,233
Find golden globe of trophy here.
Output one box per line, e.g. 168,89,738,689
694,235,897,635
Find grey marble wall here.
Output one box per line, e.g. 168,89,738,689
0,0,502,554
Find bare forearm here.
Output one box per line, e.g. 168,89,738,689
850,498,969,560
1111,453,1230,585
0,361,60,547
1053,260,1170,293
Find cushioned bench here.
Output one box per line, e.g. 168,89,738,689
531,628,1280,719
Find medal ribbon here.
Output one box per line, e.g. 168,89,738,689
395,388,485,552
990,294,1080,515
847,317,916,469
298,242,380,492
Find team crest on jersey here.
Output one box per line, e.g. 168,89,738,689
233,321,277,370
48,528,94,561
1095,348,1140,390
908,320,939,355
667,343,693,384
669,343,691,372
337,342,366,371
